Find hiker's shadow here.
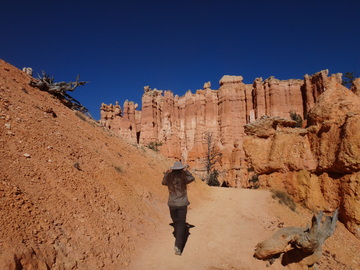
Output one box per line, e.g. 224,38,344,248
169,223,195,253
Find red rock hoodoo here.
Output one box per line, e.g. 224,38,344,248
102,71,360,239
100,70,345,185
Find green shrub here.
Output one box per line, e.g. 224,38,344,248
147,141,162,152
207,169,220,186
289,111,303,128
249,174,260,189
342,71,357,88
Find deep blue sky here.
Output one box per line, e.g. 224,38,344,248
2,0,359,119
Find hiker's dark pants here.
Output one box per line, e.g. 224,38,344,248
169,205,187,250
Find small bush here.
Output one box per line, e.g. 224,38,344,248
247,167,254,172
271,190,296,211
342,71,357,88
147,141,162,152
289,111,303,128
207,169,220,186
249,174,260,189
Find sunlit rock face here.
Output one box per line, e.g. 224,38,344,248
99,73,309,172
244,73,360,175
100,70,357,180
306,75,360,173
253,76,303,120
243,73,360,239
351,78,360,97
243,116,317,174
101,70,360,238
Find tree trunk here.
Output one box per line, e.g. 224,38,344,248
254,210,338,268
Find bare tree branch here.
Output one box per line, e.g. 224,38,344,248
30,72,89,114
203,132,222,185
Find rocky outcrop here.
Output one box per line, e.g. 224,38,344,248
253,77,303,120
227,140,248,188
100,69,360,238
101,71,339,180
351,77,360,97
243,116,317,174
306,75,360,173
256,170,360,239
100,101,141,143
100,75,310,173
243,75,360,239
341,172,360,239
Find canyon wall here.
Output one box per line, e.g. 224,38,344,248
101,70,360,238
242,75,360,239
101,70,338,184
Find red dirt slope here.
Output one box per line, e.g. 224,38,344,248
0,59,209,269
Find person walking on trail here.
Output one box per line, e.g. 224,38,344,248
162,161,195,256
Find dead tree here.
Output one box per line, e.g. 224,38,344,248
203,131,222,185
30,71,89,113
254,210,338,268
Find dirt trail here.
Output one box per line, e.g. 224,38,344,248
128,187,289,270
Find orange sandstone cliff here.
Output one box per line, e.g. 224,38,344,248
242,74,360,239
101,70,360,240
101,70,343,183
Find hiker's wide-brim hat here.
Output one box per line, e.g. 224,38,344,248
171,161,186,170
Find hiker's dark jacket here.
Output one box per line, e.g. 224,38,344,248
162,170,195,207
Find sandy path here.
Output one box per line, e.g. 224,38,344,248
128,187,285,270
